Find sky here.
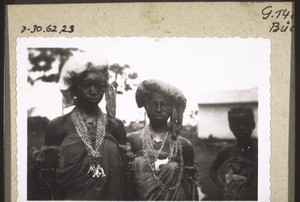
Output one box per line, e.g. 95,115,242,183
23,37,270,125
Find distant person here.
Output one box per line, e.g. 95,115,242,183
41,53,126,200
127,79,199,200
210,106,258,200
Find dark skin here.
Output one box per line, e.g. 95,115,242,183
45,69,126,148
72,69,107,115
209,112,257,194
127,92,195,171
127,92,196,200
42,69,132,200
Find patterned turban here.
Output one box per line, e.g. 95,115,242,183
136,79,187,138
59,52,116,118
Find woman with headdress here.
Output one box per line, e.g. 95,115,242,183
41,53,126,200
127,79,199,200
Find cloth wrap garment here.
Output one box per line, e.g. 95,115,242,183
129,80,197,200
42,53,124,200
130,149,195,200
54,113,124,200
218,144,258,200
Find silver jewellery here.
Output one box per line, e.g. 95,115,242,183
80,112,98,128
71,107,107,178
153,136,163,144
141,125,184,190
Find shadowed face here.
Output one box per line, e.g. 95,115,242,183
145,92,172,124
73,70,107,105
229,112,255,141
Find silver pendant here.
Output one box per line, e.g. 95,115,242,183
87,164,106,178
154,157,169,171
153,137,163,144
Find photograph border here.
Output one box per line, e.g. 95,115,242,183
5,2,294,202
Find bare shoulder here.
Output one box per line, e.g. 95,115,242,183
178,136,193,145
177,136,195,166
127,129,143,139
221,144,236,153
45,113,71,146
215,144,235,160
48,113,71,127
107,117,125,130
107,116,127,144
178,136,194,152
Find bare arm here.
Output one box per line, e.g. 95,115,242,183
179,137,199,200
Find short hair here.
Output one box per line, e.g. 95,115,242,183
228,105,255,123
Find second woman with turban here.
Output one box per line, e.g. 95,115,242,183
127,79,199,200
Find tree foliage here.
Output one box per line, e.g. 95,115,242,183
27,48,138,94
28,48,79,85
109,63,138,94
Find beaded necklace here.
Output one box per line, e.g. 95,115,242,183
141,125,184,190
71,107,107,178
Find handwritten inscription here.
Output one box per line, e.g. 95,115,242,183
21,25,74,34
262,6,294,33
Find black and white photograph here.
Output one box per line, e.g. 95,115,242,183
15,37,271,201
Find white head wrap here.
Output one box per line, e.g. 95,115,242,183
59,52,116,118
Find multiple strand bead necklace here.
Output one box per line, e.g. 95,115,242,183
71,107,107,178
141,125,184,190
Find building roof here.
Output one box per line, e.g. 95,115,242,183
198,88,258,105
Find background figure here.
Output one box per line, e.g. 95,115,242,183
127,79,199,201
34,53,126,200
210,106,258,200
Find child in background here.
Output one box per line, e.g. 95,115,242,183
210,106,258,200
